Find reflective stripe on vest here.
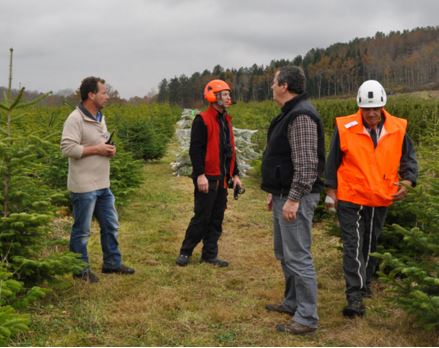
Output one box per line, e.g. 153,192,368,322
336,109,407,207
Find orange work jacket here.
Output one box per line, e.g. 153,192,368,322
336,109,407,207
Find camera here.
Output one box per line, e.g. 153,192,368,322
105,130,115,146
228,179,245,200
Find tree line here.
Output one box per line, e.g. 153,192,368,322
157,26,439,106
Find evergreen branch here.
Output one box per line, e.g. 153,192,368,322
14,92,52,110
4,112,31,123
8,88,25,110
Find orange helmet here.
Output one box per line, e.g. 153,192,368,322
204,79,231,103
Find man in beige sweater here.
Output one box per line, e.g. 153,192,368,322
61,76,134,283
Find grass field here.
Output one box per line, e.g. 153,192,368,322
13,148,439,346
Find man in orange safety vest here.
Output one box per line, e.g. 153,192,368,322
324,80,418,318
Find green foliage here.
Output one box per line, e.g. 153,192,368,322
373,248,439,330
0,264,50,345
0,50,83,343
118,118,167,160
108,104,180,161
230,95,439,153
109,148,143,206
373,147,438,330
0,305,29,345
0,104,84,284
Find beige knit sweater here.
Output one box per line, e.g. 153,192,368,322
61,107,111,193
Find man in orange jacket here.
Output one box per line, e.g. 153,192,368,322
325,80,418,317
176,80,242,267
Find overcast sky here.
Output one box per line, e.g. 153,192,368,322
0,0,438,98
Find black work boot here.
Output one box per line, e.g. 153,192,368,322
343,297,365,318
176,254,190,266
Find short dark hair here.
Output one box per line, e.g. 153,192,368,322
79,76,105,102
277,66,306,94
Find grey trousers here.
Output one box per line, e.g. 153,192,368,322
337,200,388,300
272,193,320,328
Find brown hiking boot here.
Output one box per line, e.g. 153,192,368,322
276,321,317,335
265,303,295,316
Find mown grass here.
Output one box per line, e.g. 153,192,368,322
12,148,439,346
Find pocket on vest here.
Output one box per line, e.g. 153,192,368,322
262,158,293,190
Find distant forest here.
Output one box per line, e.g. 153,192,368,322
157,26,439,106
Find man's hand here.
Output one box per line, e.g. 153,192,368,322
392,180,412,201
325,188,337,212
197,174,209,193
83,143,116,158
282,199,299,222
267,193,272,211
232,175,242,189
97,143,116,157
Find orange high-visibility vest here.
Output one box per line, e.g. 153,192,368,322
336,109,407,207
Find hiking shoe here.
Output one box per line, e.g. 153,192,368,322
265,303,295,316
276,321,317,335
176,254,190,266
73,269,99,283
200,257,229,267
102,264,135,275
343,299,365,318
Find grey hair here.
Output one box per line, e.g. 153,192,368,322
277,66,306,94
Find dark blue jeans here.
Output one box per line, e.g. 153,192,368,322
70,188,121,270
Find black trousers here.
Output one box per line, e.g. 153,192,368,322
337,200,388,300
180,180,228,260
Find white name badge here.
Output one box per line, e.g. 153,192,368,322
345,120,359,128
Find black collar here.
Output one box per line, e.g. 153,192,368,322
281,93,309,114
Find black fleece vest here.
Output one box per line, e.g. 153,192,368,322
261,94,325,196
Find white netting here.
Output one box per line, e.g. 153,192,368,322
171,108,259,177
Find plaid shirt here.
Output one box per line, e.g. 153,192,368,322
287,115,319,201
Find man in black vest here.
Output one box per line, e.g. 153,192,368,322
261,66,325,335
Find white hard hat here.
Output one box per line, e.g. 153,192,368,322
357,80,387,108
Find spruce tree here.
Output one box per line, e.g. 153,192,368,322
0,49,83,342
373,149,439,330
